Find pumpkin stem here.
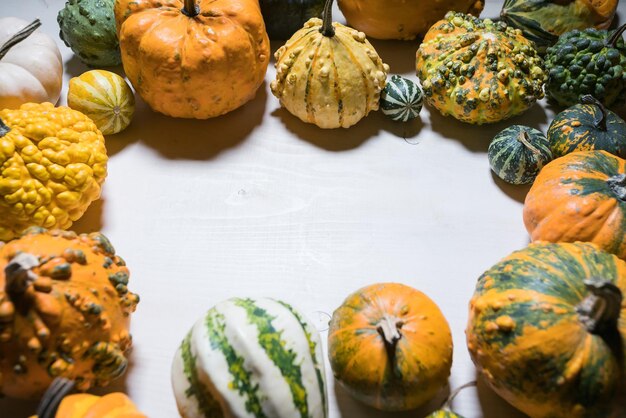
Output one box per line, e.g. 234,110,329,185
0,19,41,61
607,23,626,48
377,314,402,375
516,130,542,155
442,381,477,411
576,277,623,335
320,0,335,37
581,95,608,131
36,378,76,418
607,173,626,201
5,253,40,302
182,0,199,17
0,118,10,138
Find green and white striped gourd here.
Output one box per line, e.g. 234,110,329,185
488,125,552,185
171,297,328,418
380,75,423,122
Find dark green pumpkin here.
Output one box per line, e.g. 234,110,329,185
380,75,423,122
545,24,626,107
467,241,626,418
548,95,626,158
259,0,325,40
58,0,120,67
488,125,552,185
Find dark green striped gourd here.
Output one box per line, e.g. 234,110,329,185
548,95,626,158
380,75,423,122
171,297,328,418
488,125,552,185
467,242,626,418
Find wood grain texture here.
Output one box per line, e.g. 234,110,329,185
4,1,620,417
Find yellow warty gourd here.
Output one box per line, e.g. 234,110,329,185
0,103,107,241
270,0,389,129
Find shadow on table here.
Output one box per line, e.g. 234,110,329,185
369,38,421,75
71,197,105,234
427,101,549,153
111,84,268,160
476,376,527,418
272,107,380,151
334,379,450,417
491,172,532,204
64,55,127,79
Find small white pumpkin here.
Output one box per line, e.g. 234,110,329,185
0,18,63,110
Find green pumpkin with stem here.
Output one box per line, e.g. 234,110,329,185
488,125,552,185
548,95,626,158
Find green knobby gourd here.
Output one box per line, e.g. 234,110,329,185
545,24,626,108
58,0,121,67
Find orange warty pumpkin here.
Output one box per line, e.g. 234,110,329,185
115,0,270,119
0,228,139,399
328,283,453,411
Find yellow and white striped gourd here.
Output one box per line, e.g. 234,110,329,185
67,70,135,135
171,297,328,418
270,0,389,129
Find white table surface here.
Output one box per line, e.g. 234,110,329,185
2,1,625,417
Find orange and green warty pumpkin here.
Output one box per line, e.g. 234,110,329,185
114,0,270,119
0,228,139,399
337,0,484,41
416,12,546,125
524,150,626,260
328,283,453,411
467,241,626,417
270,0,389,129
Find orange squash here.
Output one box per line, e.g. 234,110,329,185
524,150,626,259
54,393,146,418
328,283,453,411
337,0,484,40
0,228,139,399
115,0,269,119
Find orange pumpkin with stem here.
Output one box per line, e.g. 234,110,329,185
328,283,453,411
115,0,270,119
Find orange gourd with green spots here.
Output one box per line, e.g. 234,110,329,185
328,283,452,411
416,12,546,125
0,228,139,399
467,241,626,417
524,150,626,259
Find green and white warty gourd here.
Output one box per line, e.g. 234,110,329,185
172,297,328,418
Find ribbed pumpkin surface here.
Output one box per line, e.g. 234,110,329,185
271,18,389,129
328,283,452,411
524,150,626,259
171,297,327,418
467,241,626,417
67,70,135,135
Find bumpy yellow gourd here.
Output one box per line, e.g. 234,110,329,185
0,103,107,241
270,0,389,129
